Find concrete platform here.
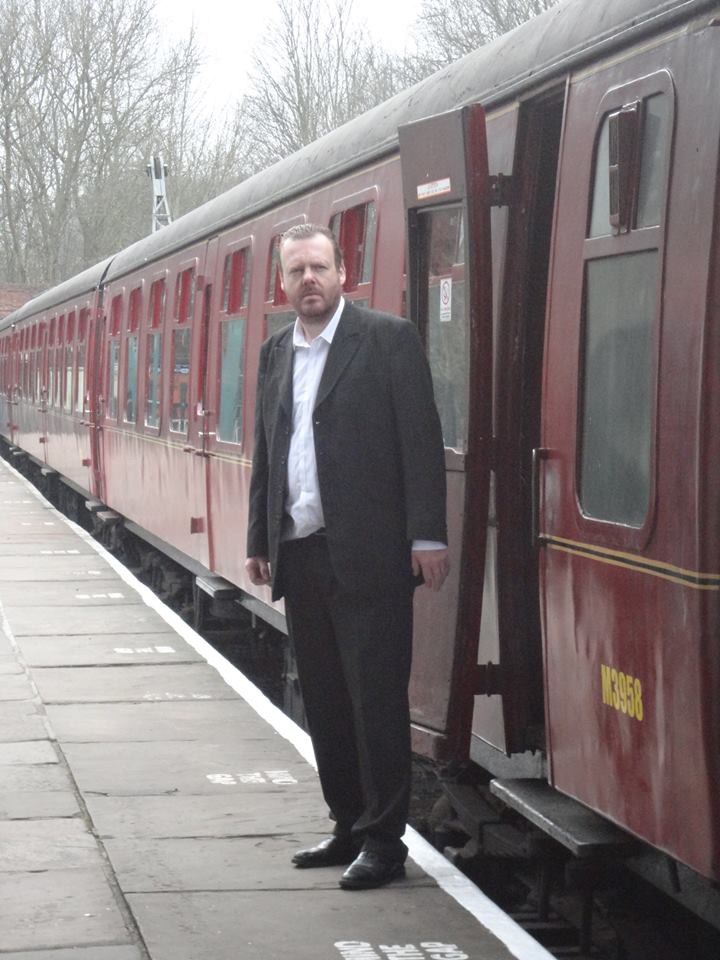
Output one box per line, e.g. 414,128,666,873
0,458,553,960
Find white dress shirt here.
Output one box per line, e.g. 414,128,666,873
284,297,445,552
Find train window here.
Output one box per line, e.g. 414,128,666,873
266,236,288,306
56,316,65,407
75,340,85,414
149,278,166,328
330,201,377,290
169,328,190,433
64,342,73,411
636,95,670,229
223,248,250,314
145,279,165,430
76,309,88,415
217,318,246,444
64,312,75,411
145,332,162,429
589,93,671,237
107,340,120,420
128,287,142,332
48,336,54,405
110,296,122,336
579,77,672,528
418,206,468,453
579,252,657,525
125,334,138,423
175,268,195,322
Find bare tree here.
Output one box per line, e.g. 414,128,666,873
413,0,561,72
0,0,251,288
241,0,409,169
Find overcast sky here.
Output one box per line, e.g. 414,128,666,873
153,0,424,116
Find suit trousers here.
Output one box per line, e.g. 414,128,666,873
279,532,414,859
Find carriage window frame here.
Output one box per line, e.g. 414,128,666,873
264,219,305,336
217,242,252,448
169,264,196,436
124,284,143,424
75,307,89,415
145,276,166,432
576,70,674,541
329,190,379,296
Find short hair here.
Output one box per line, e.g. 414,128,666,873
279,223,344,271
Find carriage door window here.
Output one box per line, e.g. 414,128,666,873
218,247,249,445
125,287,141,423
145,279,165,429
65,312,75,411
265,233,296,337
417,206,468,452
330,199,377,306
107,297,123,420
170,267,194,434
579,77,672,527
76,310,88,414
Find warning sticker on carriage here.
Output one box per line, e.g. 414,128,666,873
417,178,452,200
335,943,468,960
439,278,452,322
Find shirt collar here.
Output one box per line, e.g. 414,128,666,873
292,296,345,349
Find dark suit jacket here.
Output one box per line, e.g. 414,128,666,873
247,300,447,600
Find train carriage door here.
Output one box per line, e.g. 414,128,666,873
398,104,494,758
194,236,219,571
535,36,720,873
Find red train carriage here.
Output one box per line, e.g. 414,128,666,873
1,0,720,919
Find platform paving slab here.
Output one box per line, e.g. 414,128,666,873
32,663,239,703
61,739,319,796
0,540,95,556
86,792,330,840
0,671,36,700
18,633,203,667
0,819,104,871
0,580,143,606
0,657,25,674
4,604,176,636
0,788,81,819
1,757,75,792
46,701,272,742
0,948,146,960
127,888,518,960
0,700,47,741
0,867,134,954
0,739,57,765
104,834,434,893
0,554,113,580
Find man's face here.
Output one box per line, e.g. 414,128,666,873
279,234,346,326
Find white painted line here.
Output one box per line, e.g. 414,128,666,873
1,458,554,960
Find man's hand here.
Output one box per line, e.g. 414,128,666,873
245,556,271,586
411,548,450,591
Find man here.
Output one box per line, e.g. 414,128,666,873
245,223,449,890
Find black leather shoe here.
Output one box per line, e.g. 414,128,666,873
339,850,406,889
292,836,360,868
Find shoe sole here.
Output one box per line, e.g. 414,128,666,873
292,855,357,868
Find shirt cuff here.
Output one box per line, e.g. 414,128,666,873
411,540,447,551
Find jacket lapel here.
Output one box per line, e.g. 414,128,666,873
314,303,363,410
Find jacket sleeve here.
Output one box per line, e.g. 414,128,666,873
389,321,448,544
246,340,271,559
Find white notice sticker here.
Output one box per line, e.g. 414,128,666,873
439,278,452,323
417,177,451,200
